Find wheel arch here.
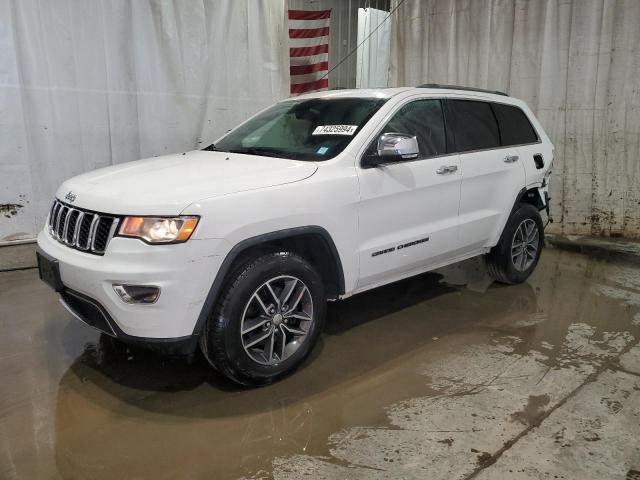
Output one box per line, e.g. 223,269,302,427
517,186,545,210
494,187,545,248
192,226,345,337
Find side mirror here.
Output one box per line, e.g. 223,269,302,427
378,133,419,159
362,133,419,168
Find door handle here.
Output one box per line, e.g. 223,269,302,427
504,155,519,163
436,165,458,175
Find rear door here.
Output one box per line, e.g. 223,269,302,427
491,102,547,187
448,99,526,252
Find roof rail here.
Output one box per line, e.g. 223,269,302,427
417,83,508,96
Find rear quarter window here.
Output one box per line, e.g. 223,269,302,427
492,103,539,146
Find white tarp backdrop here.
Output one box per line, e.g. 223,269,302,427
390,0,640,238
356,7,391,88
2,0,639,241
0,0,289,241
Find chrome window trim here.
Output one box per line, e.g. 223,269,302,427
451,140,543,157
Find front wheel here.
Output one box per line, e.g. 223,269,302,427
200,251,326,386
486,203,544,284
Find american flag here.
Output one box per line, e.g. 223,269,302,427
288,9,331,95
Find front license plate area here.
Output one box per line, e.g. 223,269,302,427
37,250,64,292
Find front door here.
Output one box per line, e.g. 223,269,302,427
356,98,461,289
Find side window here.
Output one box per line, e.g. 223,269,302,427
378,99,446,158
449,100,500,152
492,103,539,146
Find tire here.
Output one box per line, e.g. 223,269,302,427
486,203,544,285
200,251,326,386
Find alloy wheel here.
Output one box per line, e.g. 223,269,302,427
240,275,314,366
511,218,539,271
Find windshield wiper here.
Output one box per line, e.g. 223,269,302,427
227,147,286,158
202,143,217,151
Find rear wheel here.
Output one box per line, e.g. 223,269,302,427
486,203,544,284
200,251,326,386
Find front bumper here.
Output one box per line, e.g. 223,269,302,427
57,287,200,355
37,227,227,349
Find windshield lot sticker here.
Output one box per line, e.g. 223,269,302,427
316,146,330,155
312,125,358,136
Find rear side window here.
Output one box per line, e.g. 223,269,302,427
380,99,446,158
449,100,500,152
492,103,539,145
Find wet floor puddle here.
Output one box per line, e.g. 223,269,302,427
3,247,640,479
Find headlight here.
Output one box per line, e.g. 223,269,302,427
118,216,199,243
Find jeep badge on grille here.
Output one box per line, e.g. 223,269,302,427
64,191,76,203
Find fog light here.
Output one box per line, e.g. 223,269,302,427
113,284,160,304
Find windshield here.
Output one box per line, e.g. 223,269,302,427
208,97,387,161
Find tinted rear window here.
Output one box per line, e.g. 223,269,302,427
449,100,500,152
492,103,538,146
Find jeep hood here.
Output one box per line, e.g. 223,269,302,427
55,151,318,215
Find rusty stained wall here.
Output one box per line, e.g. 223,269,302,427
391,0,640,238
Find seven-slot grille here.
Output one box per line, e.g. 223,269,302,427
48,200,119,255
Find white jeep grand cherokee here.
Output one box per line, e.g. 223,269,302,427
37,85,553,385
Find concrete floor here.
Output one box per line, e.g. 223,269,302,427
1,247,640,479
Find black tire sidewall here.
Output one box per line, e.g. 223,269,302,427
213,252,326,384
492,203,544,284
